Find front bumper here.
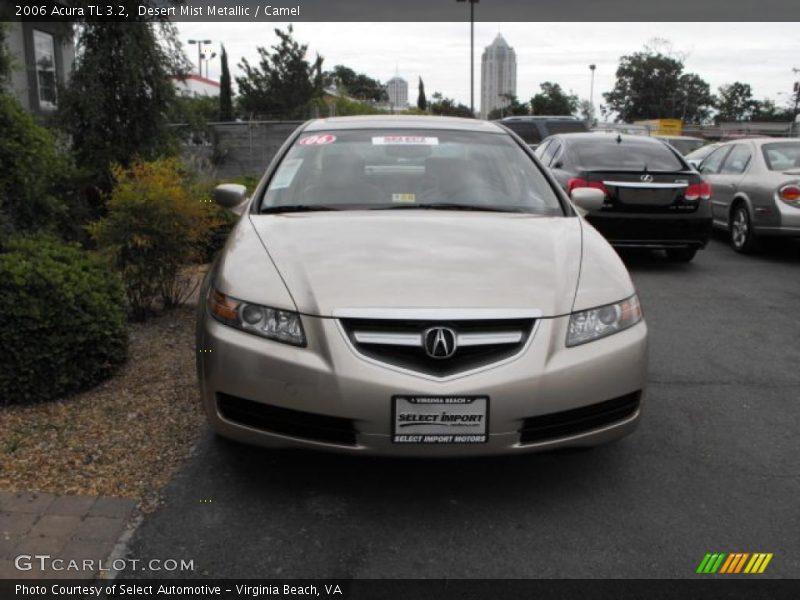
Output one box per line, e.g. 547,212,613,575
197,312,648,456
587,207,713,249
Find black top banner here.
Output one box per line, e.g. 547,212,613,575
4,0,800,22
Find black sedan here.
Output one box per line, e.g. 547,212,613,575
532,133,713,262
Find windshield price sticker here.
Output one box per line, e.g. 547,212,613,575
298,134,337,145
372,136,439,146
392,396,489,443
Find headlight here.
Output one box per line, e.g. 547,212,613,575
567,295,642,347
208,289,306,346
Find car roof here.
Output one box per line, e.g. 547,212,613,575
547,132,667,144
303,115,504,133
719,137,796,147
498,115,582,121
654,135,704,141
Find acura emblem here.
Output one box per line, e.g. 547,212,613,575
640,173,654,183
423,327,457,359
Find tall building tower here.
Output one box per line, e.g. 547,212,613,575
386,76,409,109
480,33,517,119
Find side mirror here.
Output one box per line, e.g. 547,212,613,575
570,187,605,213
552,160,563,170
687,159,701,170
214,184,248,213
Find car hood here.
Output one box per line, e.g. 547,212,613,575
249,211,583,318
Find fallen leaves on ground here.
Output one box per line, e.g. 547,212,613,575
0,303,206,513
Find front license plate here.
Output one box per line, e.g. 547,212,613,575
392,396,489,444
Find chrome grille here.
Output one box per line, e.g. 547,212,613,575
339,317,535,377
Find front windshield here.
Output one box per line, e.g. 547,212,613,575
259,128,564,215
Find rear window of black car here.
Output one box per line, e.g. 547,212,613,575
545,121,589,135
572,138,686,171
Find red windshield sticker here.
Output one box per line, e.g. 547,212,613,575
298,134,337,146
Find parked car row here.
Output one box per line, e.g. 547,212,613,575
502,123,800,257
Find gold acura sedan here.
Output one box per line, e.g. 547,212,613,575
196,116,648,456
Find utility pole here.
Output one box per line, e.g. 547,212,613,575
589,64,596,125
188,39,212,77
457,0,479,116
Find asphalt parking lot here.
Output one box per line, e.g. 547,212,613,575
124,234,800,579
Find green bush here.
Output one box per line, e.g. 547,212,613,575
0,94,72,237
0,236,128,405
89,159,219,319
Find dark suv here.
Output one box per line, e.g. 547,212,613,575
535,133,713,262
495,116,589,149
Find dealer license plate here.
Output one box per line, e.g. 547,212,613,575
392,396,489,444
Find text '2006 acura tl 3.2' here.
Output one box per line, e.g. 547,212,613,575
196,116,648,456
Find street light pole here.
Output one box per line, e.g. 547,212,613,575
457,0,479,116
589,64,596,125
188,39,212,77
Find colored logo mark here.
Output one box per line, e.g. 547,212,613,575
697,553,773,574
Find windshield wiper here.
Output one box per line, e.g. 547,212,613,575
260,205,341,214
371,203,522,213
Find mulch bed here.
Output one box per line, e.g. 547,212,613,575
0,304,206,513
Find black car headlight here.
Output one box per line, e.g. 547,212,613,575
208,289,306,346
567,295,642,347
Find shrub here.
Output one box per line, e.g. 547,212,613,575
0,94,72,237
0,236,128,405
89,159,219,319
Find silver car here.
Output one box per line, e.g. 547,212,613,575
699,138,800,252
197,116,648,456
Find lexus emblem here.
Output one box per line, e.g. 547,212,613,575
423,327,457,359
640,173,654,183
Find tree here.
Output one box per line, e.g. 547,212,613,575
715,82,758,122
487,94,529,120
0,23,12,85
219,44,234,121
530,82,578,116
58,21,189,189
236,26,324,119
603,45,714,123
429,92,473,118
323,65,388,102
578,99,594,123
676,73,715,124
417,77,427,111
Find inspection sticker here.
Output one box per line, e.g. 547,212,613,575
268,158,303,190
298,134,336,145
372,136,439,145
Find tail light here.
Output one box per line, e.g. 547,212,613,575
567,178,608,196
779,184,800,204
684,181,711,201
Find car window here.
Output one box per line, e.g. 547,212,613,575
260,129,564,215
534,139,551,160
548,141,564,167
699,146,731,175
720,144,752,175
540,140,561,167
502,121,542,145
572,138,686,171
762,143,800,171
686,144,718,163
545,121,589,135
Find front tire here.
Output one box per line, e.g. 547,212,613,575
666,247,697,262
730,205,759,253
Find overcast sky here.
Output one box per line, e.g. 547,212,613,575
176,22,800,117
